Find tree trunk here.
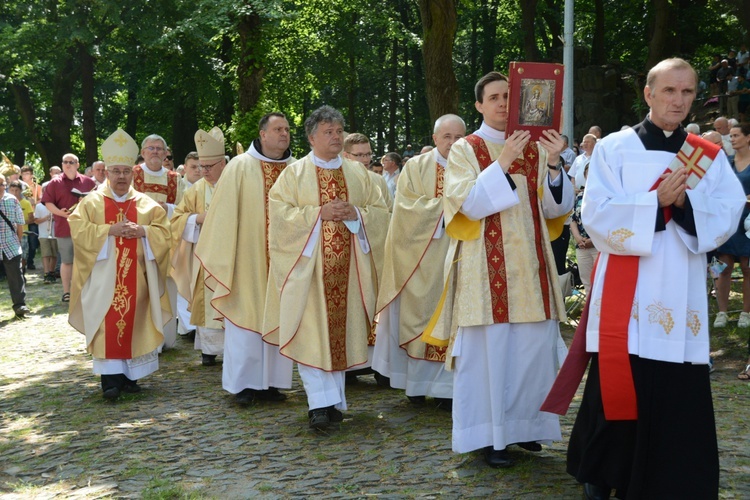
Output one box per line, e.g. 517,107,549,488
348,52,358,132
418,0,460,124
646,0,674,70
541,0,563,56
480,0,499,75
80,45,98,167
126,77,138,141
171,100,199,165
593,0,606,65
520,0,539,61
237,10,264,114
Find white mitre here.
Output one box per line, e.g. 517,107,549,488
194,127,225,162
101,128,139,167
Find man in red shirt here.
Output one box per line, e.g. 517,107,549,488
42,154,96,302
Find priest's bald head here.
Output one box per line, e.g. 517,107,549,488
305,106,346,161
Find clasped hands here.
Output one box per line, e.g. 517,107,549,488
657,168,688,208
321,197,358,221
109,220,145,239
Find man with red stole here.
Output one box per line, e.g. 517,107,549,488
195,113,296,405
549,58,746,500
372,114,466,410
69,129,172,400
263,106,389,430
171,128,227,367
424,72,573,468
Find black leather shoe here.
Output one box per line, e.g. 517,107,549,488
235,388,256,405
483,447,514,468
256,387,287,402
583,483,611,500
14,306,31,318
435,398,452,412
121,382,141,394
374,372,391,387
327,406,344,422
103,387,120,400
309,408,330,430
201,354,217,366
515,441,542,452
407,395,426,405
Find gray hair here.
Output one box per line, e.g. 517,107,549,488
433,114,466,134
304,105,345,137
140,134,168,150
646,58,698,90
685,123,700,134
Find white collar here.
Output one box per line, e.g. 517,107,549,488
474,121,506,144
111,189,134,202
310,153,342,169
248,142,291,163
433,148,448,167
141,164,166,177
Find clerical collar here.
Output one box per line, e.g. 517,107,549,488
310,153,342,169
140,164,166,177
110,188,133,202
249,139,292,163
474,121,506,144
433,148,448,167
633,116,686,154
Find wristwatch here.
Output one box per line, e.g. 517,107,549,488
547,160,562,171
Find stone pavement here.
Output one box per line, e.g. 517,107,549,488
1,273,749,498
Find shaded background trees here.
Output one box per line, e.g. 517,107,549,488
1,0,747,175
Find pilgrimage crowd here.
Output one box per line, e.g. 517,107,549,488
2,57,749,499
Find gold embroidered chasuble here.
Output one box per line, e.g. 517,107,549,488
377,152,449,361
68,186,172,359
263,156,390,371
194,152,292,332
170,178,221,329
132,165,184,206
425,135,566,364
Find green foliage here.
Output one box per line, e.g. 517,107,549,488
1,0,749,163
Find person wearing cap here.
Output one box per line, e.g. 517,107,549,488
68,129,172,401
171,128,228,367
194,112,296,406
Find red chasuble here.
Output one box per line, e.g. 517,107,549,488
132,165,180,204
103,197,139,359
465,134,552,324
317,167,353,371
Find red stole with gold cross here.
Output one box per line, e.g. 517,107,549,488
464,134,552,323
317,167,353,371
103,197,139,359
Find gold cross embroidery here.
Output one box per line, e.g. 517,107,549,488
492,256,500,263
489,230,497,238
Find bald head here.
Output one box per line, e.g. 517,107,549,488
714,117,730,136
433,114,466,159
702,131,723,146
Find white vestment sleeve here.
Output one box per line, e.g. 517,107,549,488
302,217,321,258
541,171,574,219
181,214,200,243
581,137,660,256
348,207,370,254
678,151,746,253
460,160,520,220
143,236,156,261
96,237,111,261
166,203,176,219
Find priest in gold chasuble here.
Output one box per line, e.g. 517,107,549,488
424,72,573,468
69,129,172,401
171,127,227,367
195,112,295,406
372,114,466,409
263,106,389,430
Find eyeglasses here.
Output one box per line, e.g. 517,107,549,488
108,169,133,177
144,146,165,153
350,152,372,159
62,160,78,165
200,160,223,171
166,156,173,161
